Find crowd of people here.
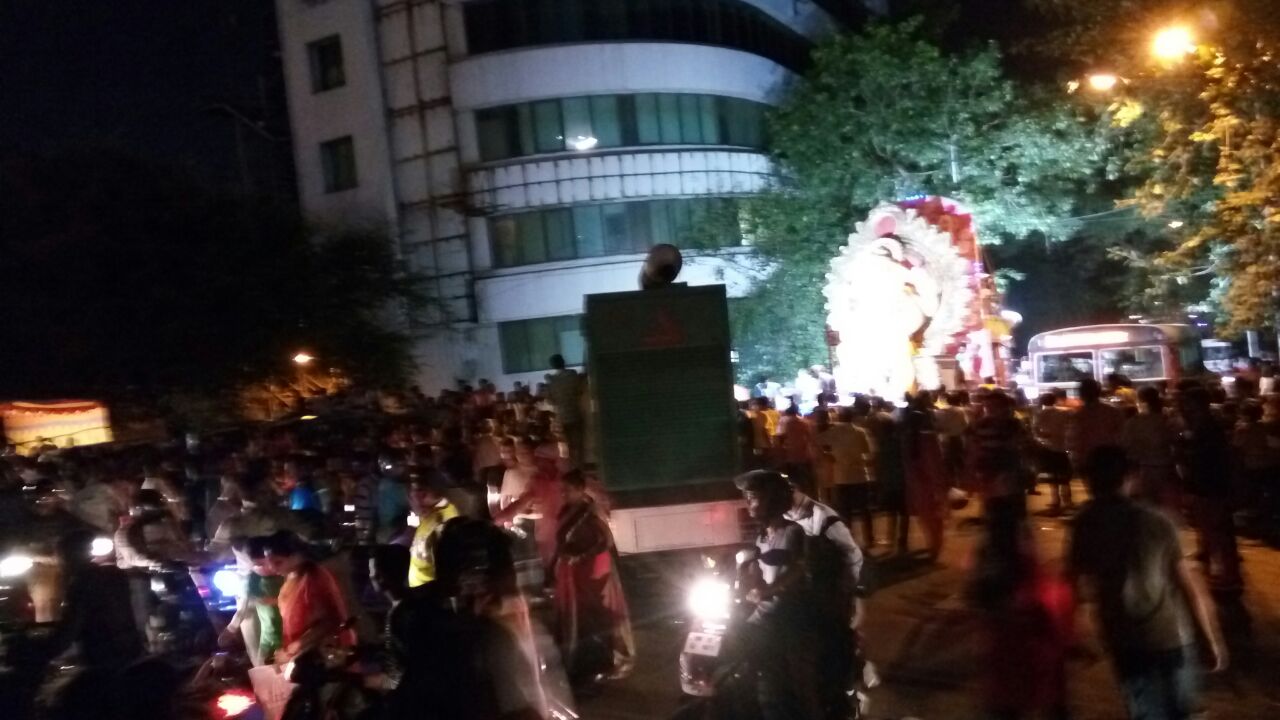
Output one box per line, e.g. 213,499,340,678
740,366,1276,720
2,356,1275,720
0,356,632,720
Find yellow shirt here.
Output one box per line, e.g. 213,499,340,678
407,500,460,588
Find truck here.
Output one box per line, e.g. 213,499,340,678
583,278,747,555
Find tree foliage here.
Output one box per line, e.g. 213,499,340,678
0,149,422,403
730,21,1103,382
1028,0,1280,333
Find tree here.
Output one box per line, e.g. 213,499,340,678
0,149,422,406
1028,0,1280,334
729,21,1103,382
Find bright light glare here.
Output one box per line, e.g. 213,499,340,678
0,555,33,579
90,537,114,557
687,578,732,621
293,352,314,365
1087,73,1118,92
216,691,256,718
300,415,318,421
569,135,598,151
212,568,245,598
407,512,421,528
1042,330,1131,349
1152,26,1195,60
1168,220,1185,229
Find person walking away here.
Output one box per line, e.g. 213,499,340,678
968,390,1032,517
1067,446,1227,719
218,536,284,666
868,399,908,551
735,470,822,720
1232,400,1273,528
552,470,635,687
547,354,586,469
1034,391,1074,514
809,408,835,501
265,531,356,663
44,529,145,668
935,391,969,488
1068,379,1127,494
1177,385,1243,592
1123,387,1181,512
782,474,867,720
405,471,460,588
903,392,946,559
777,404,816,496
969,494,1072,720
817,406,877,548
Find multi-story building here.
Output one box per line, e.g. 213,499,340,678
276,0,876,391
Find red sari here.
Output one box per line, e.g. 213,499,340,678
553,498,635,680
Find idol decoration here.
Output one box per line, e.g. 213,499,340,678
824,196,1008,399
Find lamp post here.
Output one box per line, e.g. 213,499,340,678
1152,26,1196,62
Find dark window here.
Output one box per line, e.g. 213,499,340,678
319,136,357,192
307,35,346,93
473,93,767,162
490,198,744,268
499,315,585,373
462,0,812,72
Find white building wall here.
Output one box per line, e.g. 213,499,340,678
276,0,836,392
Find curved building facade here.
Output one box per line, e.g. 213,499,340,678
276,0,873,390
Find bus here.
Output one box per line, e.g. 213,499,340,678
1026,324,1204,396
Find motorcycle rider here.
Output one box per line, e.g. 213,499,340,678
735,470,822,720
114,488,192,650
783,475,868,720
45,528,145,667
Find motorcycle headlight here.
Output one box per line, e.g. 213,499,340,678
0,554,33,579
212,568,245,599
688,578,732,622
90,537,114,558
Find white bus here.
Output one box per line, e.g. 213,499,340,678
1026,324,1204,396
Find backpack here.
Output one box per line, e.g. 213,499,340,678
805,515,858,621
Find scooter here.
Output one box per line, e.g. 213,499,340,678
674,549,762,720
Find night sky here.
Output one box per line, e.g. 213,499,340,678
0,0,292,196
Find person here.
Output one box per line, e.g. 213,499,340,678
1067,379,1127,484
1177,385,1243,591
363,544,418,698
753,375,783,405
782,475,866,720
1033,391,1074,514
1232,399,1274,521
21,480,96,622
45,528,145,668
968,390,1030,504
114,489,189,571
1123,386,1180,511
868,398,908,551
776,405,815,495
265,530,356,663
1067,446,1227,720
552,470,635,686
902,392,946,558
935,391,969,487
387,518,549,720
210,475,303,566
547,354,585,468
816,405,876,548
376,450,411,543
218,536,284,666
405,470,460,588
735,470,821,720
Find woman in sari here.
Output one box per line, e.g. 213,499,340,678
553,470,635,686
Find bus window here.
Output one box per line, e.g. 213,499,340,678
1100,346,1165,380
1038,351,1094,384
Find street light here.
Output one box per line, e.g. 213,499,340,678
1087,73,1120,92
1152,26,1195,61
293,352,314,366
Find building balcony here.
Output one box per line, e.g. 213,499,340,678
464,147,773,215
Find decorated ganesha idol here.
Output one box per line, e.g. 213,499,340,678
824,197,989,399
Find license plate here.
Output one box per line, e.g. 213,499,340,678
683,632,723,657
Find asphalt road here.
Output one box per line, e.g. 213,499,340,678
578,488,1280,720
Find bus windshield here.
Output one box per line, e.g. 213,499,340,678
1038,351,1094,384
1100,346,1166,380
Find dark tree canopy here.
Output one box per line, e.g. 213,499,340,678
0,149,419,402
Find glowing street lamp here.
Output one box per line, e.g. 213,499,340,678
293,352,315,366
1087,73,1120,92
1152,26,1195,61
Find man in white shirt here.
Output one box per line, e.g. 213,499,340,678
816,406,876,548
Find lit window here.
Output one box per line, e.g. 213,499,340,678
319,136,357,192
499,316,585,374
307,35,346,93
